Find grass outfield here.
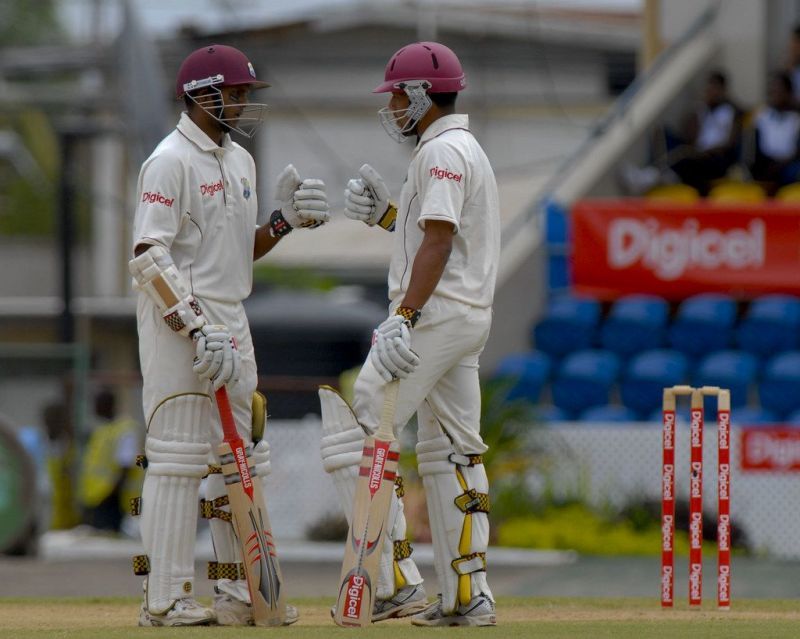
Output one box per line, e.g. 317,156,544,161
2,597,799,638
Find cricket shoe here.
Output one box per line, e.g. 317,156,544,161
372,584,429,621
330,584,429,622
213,588,299,626
138,598,216,627
411,593,496,627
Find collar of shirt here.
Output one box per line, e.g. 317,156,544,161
416,113,469,151
176,112,233,154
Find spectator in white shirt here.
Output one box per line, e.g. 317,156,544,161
749,71,800,194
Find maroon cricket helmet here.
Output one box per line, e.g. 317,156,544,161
175,44,269,99
373,41,466,94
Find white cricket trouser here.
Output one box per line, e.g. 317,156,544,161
137,296,257,439
353,294,492,453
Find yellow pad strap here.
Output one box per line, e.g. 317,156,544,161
394,475,405,498
130,496,141,517
132,554,150,576
199,496,231,522
207,561,246,580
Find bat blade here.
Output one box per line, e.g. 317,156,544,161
216,388,286,627
333,380,400,627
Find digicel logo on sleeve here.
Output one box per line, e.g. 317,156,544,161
429,166,462,182
141,192,175,207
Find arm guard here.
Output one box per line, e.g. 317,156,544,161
128,244,207,337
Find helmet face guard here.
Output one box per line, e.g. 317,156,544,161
377,80,432,143
184,76,267,139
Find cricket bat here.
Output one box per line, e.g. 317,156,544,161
215,386,286,627
333,380,401,627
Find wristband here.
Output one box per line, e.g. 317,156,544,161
377,203,398,232
395,306,421,328
269,209,293,238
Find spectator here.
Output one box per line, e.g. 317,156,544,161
42,402,80,530
749,71,800,194
621,70,743,196
785,24,800,105
76,388,142,533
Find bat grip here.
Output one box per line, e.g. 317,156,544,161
215,387,239,443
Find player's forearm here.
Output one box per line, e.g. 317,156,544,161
401,234,452,310
253,225,282,260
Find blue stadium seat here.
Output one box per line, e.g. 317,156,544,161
736,295,800,358
491,351,551,402
668,294,738,359
759,352,800,419
534,404,569,424
551,349,621,417
532,295,601,359
694,350,758,409
732,406,779,427
783,408,800,426
579,404,638,424
620,349,689,418
600,294,669,358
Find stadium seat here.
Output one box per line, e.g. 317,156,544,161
759,352,800,419
668,293,738,359
645,183,700,203
707,181,766,203
732,406,779,427
600,294,669,358
694,350,758,409
491,351,551,402
775,183,800,202
532,295,601,359
620,349,690,418
736,295,800,358
551,349,621,418
534,404,569,424
579,404,638,424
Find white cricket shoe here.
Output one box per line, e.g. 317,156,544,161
212,589,299,626
138,598,216,627
411,593,496,627
330,583,429,622
372,584,429,621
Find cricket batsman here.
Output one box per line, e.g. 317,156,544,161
320,41,499,626
128,44,328,626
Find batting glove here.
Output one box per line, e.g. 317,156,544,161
369,314,420,382
192,324,241,390
270,164,330,237
344,164,397,231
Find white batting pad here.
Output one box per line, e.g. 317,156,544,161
416,433,493,614
141,396,212,614
319,387,422,598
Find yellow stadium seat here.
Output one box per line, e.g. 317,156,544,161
708,181,766,203
645,183,700,203
775,183,800,202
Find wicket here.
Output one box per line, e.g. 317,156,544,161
661,385,731,610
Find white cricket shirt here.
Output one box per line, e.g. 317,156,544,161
388,114,501,309
132,112,259,304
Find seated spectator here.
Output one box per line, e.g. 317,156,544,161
749,72,800,194
621,71,743,196
785,24,800,106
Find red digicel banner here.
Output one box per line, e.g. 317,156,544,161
571,200,800,299
740,427,800,472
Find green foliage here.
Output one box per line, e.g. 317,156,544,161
478,379,541,522
252,263,339,291
498,502,702,556
0,0,65,46
0,176,54,235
